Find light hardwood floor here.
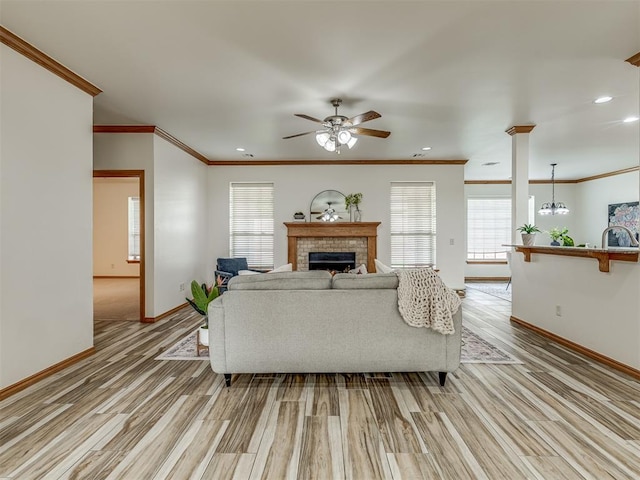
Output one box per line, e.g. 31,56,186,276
1,287,640,479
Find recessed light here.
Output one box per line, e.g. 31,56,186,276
236,147,246,152
421,147,432,151
594,96,613,104
623,116,639,123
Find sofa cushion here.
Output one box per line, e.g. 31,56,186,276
332,272,399,289
228,270,332,290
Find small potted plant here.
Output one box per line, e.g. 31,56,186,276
516,223,540,246
186,279,220,347
345,193,363,222
293,211,306,221
548,227,574,247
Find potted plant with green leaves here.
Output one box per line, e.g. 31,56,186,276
517,223,540,246
345,193,363,222
548,227,574,246
186,279,220,347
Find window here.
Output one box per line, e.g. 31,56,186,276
467,197,511,261
390,181,436,268
229,182,274,270
127,196,140,261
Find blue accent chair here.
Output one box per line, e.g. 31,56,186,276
215,257,265,293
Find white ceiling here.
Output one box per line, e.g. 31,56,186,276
2,0,639,180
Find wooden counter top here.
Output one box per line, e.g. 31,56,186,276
505,244,639,273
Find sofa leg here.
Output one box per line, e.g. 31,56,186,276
224,374,232,387
438,372,447,386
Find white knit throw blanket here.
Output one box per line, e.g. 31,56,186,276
396,268,461,334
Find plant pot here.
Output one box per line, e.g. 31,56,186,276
198,326,209,346
354,209,362,222
521,233,536,246
550,240,560,246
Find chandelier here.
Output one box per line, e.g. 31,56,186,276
538,163,569,215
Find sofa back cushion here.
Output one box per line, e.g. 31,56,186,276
332,272,399,290
228,270,332,290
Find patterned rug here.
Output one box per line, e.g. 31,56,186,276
466,283,512,302
156,327,520,364
155,331,209,361
461,326,520,364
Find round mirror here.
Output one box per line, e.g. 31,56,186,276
310,190,347,222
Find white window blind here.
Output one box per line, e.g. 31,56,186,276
229,182,274,270
467,197,511,260
128,196,140,260
390,182,436,268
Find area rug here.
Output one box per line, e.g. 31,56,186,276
156,327,520,364
155,331,208,361
461,326,520,364
465,283,512,302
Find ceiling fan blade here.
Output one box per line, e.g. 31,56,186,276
294,113,324,123
282,130,317,140
348,110,381,126
349,127,390,138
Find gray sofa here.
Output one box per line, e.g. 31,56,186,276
208,270,462,387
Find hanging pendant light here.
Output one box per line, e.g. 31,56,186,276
539,163,569,215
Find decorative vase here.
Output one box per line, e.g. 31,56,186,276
354,209,362,222
521,233,535,246
349,206,355,222
550,240,560,246
198,326,209,346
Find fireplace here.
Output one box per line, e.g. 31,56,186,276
284,222,380,272
309,252,356,272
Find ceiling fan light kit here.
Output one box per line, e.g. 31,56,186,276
284,98,390,154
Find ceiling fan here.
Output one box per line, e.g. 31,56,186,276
283,98,390,153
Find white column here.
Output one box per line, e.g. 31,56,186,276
506,125,535,243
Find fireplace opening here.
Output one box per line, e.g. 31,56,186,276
308,252,356,272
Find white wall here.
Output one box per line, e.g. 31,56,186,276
1,45,94,389
94,133,155,315
152,135,208,316
208,164,466,289
511,253,640,369
575,171,639,247
93,177,140,277
93,133,209,318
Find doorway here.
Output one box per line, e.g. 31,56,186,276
93,170,145,322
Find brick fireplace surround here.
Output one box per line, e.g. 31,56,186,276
284,222,381,272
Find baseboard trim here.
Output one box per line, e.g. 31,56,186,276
510,316,640,381
0,347,96,400
143,302,188,323
465,277,510,282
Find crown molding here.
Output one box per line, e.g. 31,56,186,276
0,26,101,97
575,166,639,183
464,179,576,185
208,159,468,166
153,127,209,165
625,52,640,67
93,125,156,134
465,166,639,184
505,125,536,136
93,125,209,165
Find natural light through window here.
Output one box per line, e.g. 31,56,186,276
229,182,274,270
127,196,140,261
467,197,511,261
390,181,436,269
